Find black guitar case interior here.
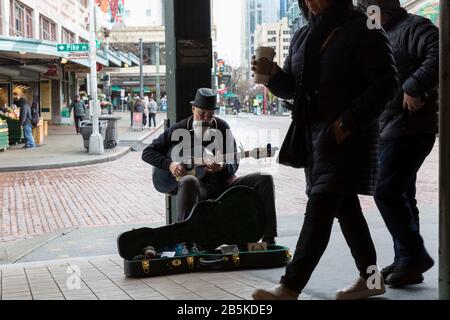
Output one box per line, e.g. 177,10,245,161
117,186,291,278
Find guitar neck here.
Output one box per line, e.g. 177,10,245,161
192,149,271,165
191,150,248,165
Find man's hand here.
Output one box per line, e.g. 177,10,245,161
169,162,187,178
333,120,351,145
403,93,425,112
251,55,279,81
204,160,224,174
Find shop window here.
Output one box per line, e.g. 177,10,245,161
40,15,56,42
9,0,33,38
78,0,88,8
0,83,11,108
40,81,51,115
62,28,75,44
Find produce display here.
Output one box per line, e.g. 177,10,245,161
0,107,23,145
0,118,9,151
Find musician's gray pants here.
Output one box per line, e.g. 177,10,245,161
176,172,278,241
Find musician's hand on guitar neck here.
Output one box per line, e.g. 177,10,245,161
169,162,187,178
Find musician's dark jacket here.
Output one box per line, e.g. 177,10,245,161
142,116,239,180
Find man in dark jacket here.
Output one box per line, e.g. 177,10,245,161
251,0,398,300
142,88,278,244
358,0,438,287
69,94,86,134
17,98,36,149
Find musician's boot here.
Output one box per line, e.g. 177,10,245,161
252,284,299,300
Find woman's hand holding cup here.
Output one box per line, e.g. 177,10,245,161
251,47,279,85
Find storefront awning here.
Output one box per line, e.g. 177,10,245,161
0,36,139,70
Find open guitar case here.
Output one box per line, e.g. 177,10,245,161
117,186,291,278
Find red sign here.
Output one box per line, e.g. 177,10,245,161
97,63,103,72
95,0,125,23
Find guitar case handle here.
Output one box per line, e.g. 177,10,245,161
199,255,230,270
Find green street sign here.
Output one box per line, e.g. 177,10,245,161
57,43,90,52
96,40,101,49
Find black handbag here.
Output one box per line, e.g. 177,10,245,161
277,100,307,168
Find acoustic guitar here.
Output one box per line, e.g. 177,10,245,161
152,143,278,194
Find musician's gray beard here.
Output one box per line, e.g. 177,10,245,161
193,121,212,141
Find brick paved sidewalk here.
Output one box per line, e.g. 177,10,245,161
0,133,438,243
0,255,314,300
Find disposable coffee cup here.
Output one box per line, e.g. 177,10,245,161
254,46,276,85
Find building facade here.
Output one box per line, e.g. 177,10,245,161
280,0,289,18
287,0,306,36
122,0,164,27
0,0,138,124
254,17,291,67
0,0,93,123
108,25,166,100
241,0,280,73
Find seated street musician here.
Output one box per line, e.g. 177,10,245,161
142,88,278,244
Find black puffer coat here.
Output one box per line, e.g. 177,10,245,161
378,9,439,140
268,3,398,196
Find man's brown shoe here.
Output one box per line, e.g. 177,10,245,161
252,284,299,300
336,276,386,300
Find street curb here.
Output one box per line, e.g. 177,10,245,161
5,228,79,265
0,147,132,173
0,122,164,173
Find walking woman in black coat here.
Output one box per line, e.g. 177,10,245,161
252,0,398,300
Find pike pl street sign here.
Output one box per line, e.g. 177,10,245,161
57,43,90,52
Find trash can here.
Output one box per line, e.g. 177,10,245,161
80,120,108,151
99,115,122,149
132,112,144,131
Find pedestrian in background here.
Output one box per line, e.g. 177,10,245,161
358,0,439,288
69,94,86,134
128,94,136,127
143,96,150,128
17,98,36,149
251,0,398,300
148,95,158,128
134,97,144,130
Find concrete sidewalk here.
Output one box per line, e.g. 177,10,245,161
0,112,165,172
0,254,316,300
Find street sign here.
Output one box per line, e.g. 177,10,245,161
57,43,89,52
67,52,89,59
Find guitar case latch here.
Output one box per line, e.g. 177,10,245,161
187,256,195,269
142,260,150,274
233,254,240,267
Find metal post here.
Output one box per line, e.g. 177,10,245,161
164,0,212,225
156,43,161,105
88,0,104,155
140,38,144,98
213,52,218,90
439,0,450,300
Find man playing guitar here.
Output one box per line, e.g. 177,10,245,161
142,88,278,245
